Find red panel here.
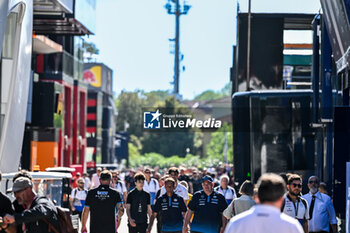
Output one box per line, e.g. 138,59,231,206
87,99,97,106
63,84,73,167
79,91,87,166
58,129,64,166
87,127,96,133
72,85,79,165
36,54,44,73
87,113,96,120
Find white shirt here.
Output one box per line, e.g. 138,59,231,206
113,181,127,194
70,188,87,201
160,183,189,201
302,191,337,232
224,204,304,233
84,177,91,190
143,178,159,193
215,186,237,203
282,194,309,222
91,173,100,188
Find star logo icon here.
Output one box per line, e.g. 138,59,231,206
150,109,162,122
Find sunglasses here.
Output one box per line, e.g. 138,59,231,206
112,176,118,178
309,180,319,184
291,183,302,188
144,171,151,174
78,182,85,184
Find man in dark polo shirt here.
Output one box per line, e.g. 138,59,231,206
81,170,124,233
126,172,152,233
0,171,14,233
183,175,228,233
147,177,187,233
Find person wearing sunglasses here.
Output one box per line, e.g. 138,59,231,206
281,174,309,233
302,176,337,233
70,177,88,219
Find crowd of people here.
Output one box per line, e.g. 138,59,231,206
0,165,338,233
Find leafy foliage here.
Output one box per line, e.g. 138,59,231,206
129,152,222,169
206,124,233,163
194,82,232,101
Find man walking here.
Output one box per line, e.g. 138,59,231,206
183,175,228,233
143,168,159,206
69,177,87,219
215,175,237,205
81,170,124,233
282,174,309,233
302,176,337,233
126,173,152,233
160,167,189,205
224,173,303,233
3,177,60,233
147,177,187,233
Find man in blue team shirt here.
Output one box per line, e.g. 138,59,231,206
147,177,187,233
183,175,228,233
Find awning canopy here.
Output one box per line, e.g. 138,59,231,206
32,35,63,54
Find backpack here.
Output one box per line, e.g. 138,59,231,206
281,195,308,216
44,206,78,233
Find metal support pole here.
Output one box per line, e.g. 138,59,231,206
321,21,334,194
312,15,320,124
246,0,251,91
174,0,180,95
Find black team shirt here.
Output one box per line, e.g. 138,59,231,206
153,193,187,232
85,185,123,233
127,188,150,224
0,192,13,233
188,190,227,233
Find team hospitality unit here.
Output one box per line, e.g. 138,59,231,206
0,165,338,233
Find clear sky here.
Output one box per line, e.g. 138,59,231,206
90,0,321,99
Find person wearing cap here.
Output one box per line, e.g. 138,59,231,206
3,176,61,233
159,167,189,205
183,175,228,233
81,170,124,233
143,168,160,206
224,173,303,233
0,171,14,233
147,177,187,233
69,177,87,219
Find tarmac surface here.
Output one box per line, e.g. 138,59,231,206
81,213,158,233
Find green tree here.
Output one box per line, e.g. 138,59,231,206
194,90,221,101
194,82,232,101
116,91,144,137
83,41,99,61
143,90,170,107
206,124,233,163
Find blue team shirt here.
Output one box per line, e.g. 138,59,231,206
153,193,187,232
188,190,228,233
